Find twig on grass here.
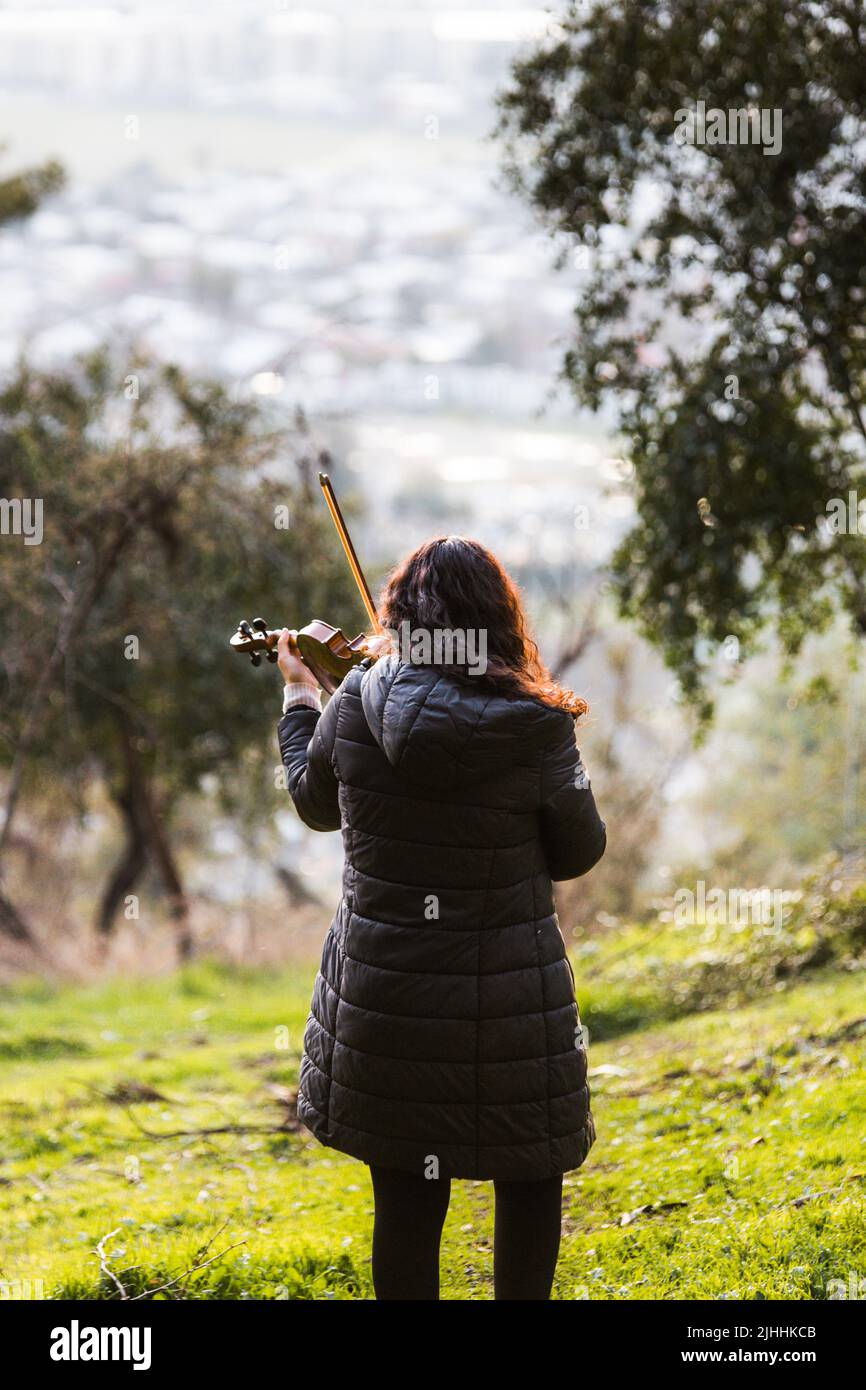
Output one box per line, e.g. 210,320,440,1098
128,1239,248,1302
95,1221,248,1302
121,1105,292,1141
95,1228,129,1300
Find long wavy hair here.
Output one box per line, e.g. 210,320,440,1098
377,536,588,718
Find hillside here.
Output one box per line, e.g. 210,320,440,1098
1,955,864,1300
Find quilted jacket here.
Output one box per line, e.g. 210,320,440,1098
277,654,606,1181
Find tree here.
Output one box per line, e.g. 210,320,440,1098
0,141,65,941
498,0,866,711
0,351,361,955
0,143,64,227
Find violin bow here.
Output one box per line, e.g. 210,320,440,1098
318,472,383,635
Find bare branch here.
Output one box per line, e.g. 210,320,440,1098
128,1240,247,1302
95,1228,129,1300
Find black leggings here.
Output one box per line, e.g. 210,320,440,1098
369,1164,563,1300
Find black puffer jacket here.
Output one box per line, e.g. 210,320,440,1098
278,655,606,1181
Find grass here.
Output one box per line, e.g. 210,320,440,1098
0,949,864,1301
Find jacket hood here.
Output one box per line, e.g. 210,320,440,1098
358,656,562,790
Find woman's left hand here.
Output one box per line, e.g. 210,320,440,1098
277,629,319,688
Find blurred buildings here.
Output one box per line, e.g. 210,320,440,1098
0,2,553,123
0,0,632,564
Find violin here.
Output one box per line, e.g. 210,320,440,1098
229,472,383,695
229,617,372,694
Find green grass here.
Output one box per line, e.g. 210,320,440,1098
0,954,864,1300
573,899,866,1039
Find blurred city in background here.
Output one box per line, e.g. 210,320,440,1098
0,0,859,965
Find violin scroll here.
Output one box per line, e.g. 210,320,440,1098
230,620,280,665
230,617,374,692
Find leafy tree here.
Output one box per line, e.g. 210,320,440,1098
498,0,866,711
0,351,361,954
0,143,64,226
0,140,65,942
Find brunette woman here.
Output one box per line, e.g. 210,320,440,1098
276,537,605,1300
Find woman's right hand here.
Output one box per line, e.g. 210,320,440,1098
364,632,393,661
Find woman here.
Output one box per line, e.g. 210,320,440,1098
276,537,606,1300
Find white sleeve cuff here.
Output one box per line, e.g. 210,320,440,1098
282,682,323,714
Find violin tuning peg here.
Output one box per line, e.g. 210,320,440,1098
239,619,253,637
249,653,262,667
266,650,279,663
252,617,269,634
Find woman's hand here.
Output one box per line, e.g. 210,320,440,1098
277,629,319,689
